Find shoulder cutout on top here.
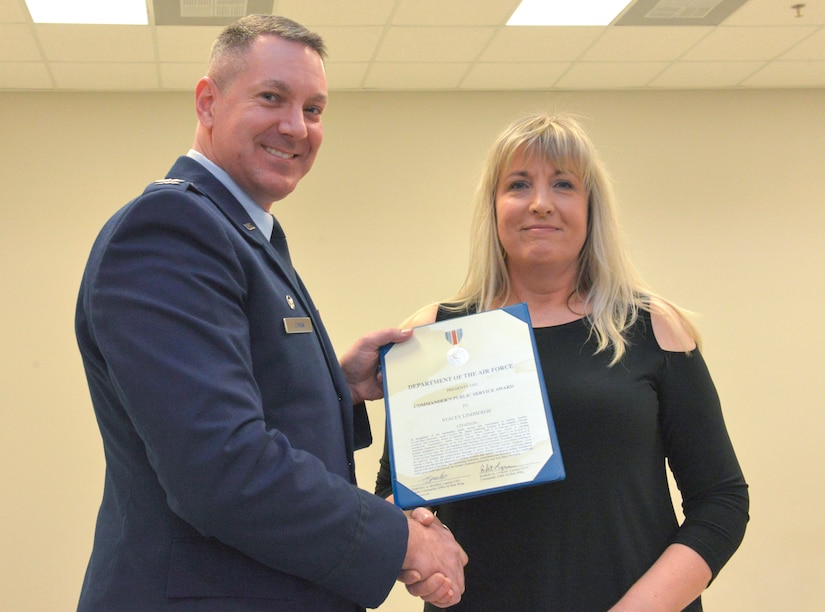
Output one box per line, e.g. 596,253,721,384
649,306,697,352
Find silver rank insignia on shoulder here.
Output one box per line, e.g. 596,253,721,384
286,295,295,309
154,178,184,185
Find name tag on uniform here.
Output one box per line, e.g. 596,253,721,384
284,317,313,334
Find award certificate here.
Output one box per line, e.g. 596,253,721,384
380,303,564,509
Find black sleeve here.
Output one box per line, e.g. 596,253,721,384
353,402,373,451
375,428,393,499
660,349,750,578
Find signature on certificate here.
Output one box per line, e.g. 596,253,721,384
421,472,449,485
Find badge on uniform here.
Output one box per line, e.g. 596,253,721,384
284,317,313,334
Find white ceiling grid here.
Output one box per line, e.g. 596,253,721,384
0,0,823,91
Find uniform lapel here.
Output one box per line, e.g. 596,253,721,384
165,157,308,307
163,157,355,460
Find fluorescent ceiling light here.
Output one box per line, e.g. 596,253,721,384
25,0,148,25
507,0,633,26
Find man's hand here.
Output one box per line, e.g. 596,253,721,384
400,506,468,608
339,328,413,404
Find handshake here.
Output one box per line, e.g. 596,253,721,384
398,505,469,608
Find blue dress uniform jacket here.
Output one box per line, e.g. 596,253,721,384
75,156,407,610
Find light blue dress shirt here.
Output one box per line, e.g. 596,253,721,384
187,149,275,241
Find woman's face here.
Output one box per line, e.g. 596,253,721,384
495,147,589,271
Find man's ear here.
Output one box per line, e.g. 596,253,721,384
195,77,218,128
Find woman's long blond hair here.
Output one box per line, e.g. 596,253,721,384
443,112,698,365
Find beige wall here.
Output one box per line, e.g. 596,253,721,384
1,88,823,610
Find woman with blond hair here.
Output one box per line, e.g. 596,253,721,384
376,113,748,611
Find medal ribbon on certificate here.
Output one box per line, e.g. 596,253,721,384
445,328,469,366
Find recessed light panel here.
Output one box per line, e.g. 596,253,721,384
507,0,633,26
25,0,148,25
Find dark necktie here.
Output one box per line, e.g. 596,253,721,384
269,215,293,268
269,215,298,287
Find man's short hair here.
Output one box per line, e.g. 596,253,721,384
208,14,327,87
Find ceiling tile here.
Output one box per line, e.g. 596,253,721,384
581,26,712,62
159,62,205,90
741,60,825,87
461,62,569,90
277,0,394,26
648,61,765,88
0,23,41,61
323,62,368,89
0,61,52,89
156,25,223,63
391,0,517,26
376,26,494,62
780,28,825,60
682,26,818,61
36,25,156,62
364,62,469,89
314,26,384,62
0,0,30,22
723,0,825,26
51,62,159,90
555,61,670,89
481,26,604,63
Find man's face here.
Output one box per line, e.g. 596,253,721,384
202,35,328,209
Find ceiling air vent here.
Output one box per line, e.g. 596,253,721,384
153,0,273,25
615,0,748,26
180,0,247,19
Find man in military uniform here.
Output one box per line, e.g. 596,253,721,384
75,14,466,611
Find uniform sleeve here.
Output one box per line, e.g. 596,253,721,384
658,349,749,578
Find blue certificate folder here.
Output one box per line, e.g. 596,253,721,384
380,303,565,510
